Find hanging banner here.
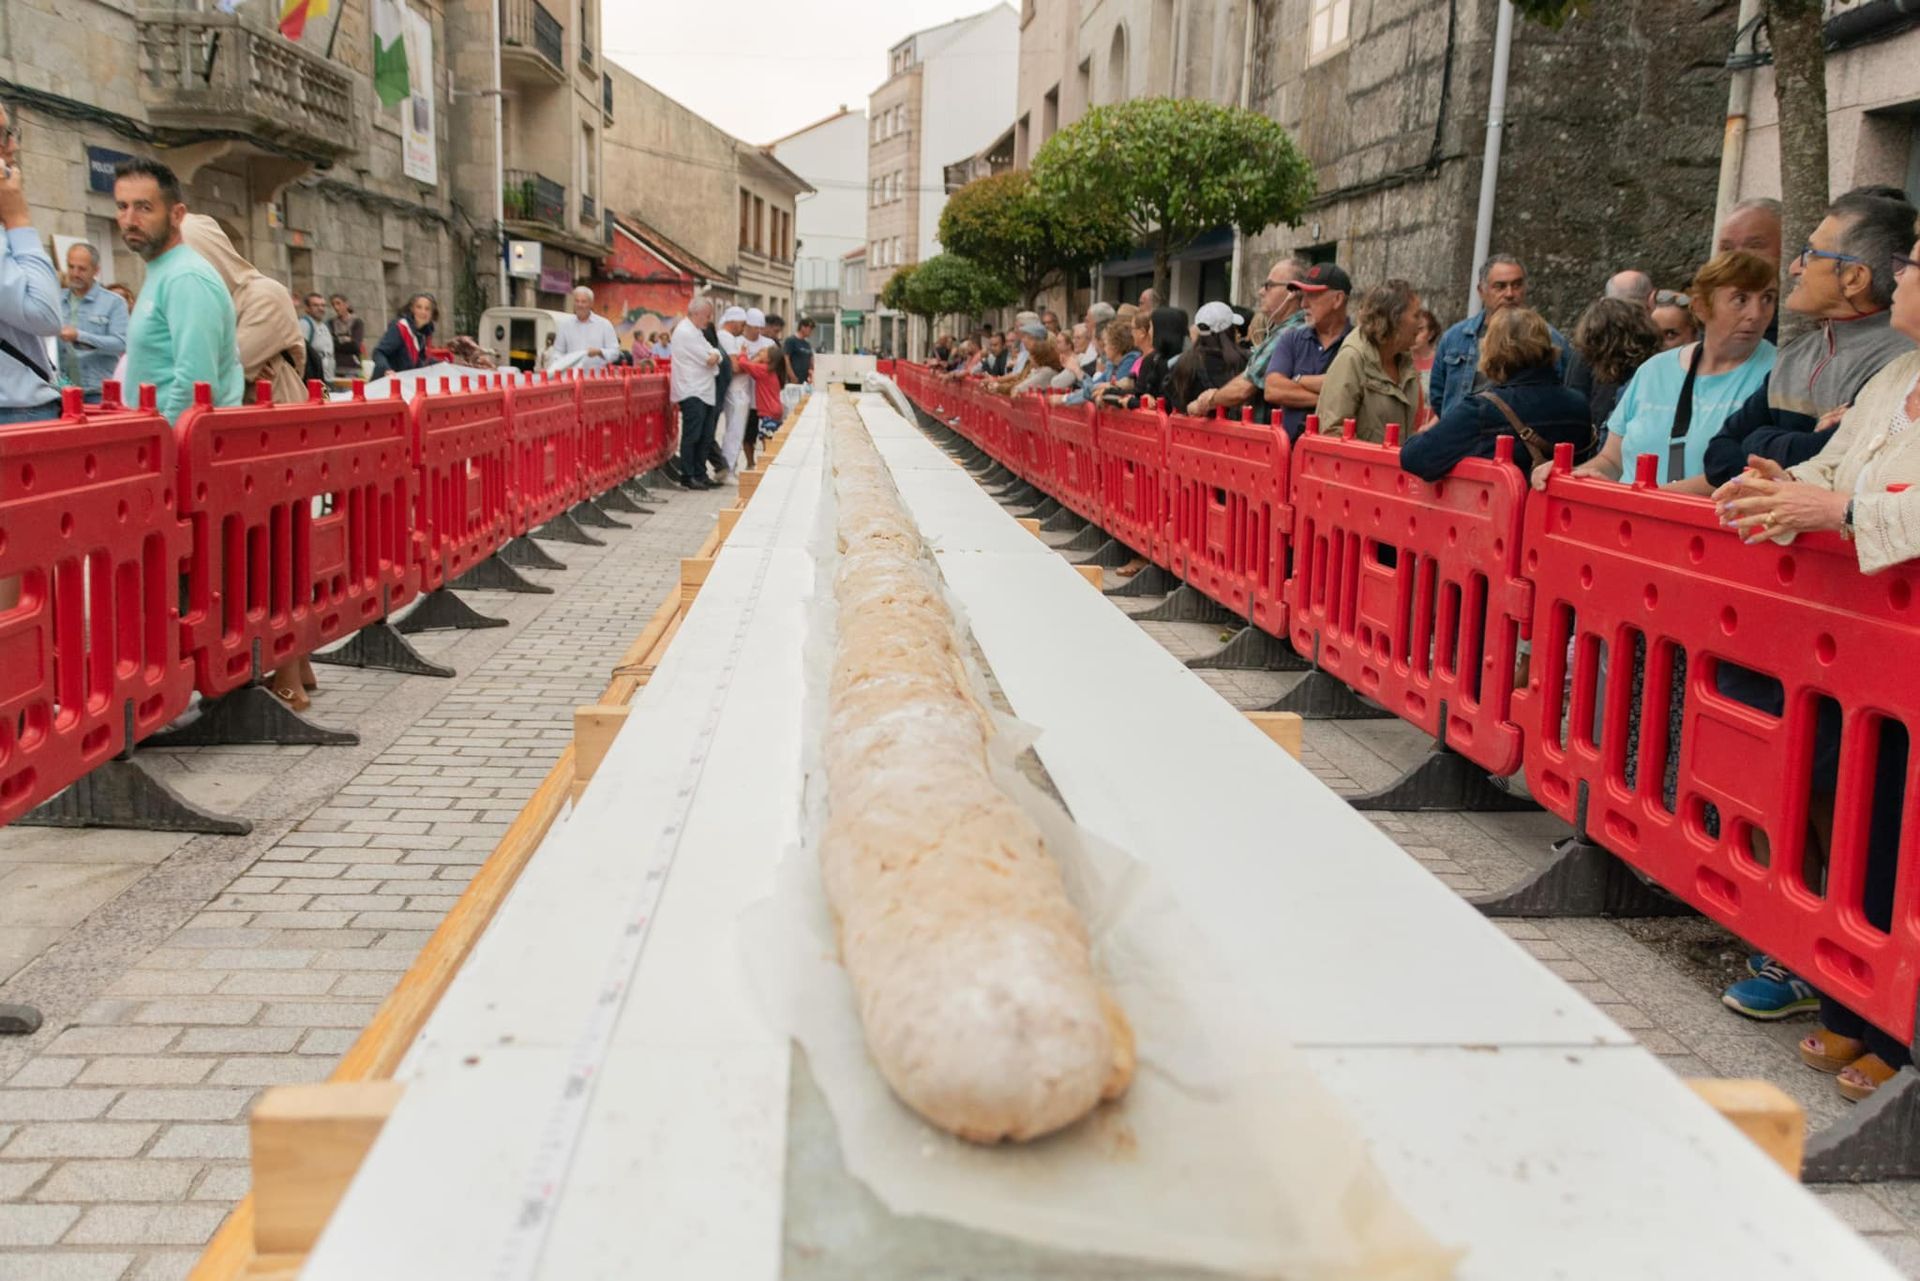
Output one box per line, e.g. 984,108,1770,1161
401,6,437,186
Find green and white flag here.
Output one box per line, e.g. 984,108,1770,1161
373,0,411,109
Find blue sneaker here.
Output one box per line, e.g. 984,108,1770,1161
1722,959,1818,1020
1747,953,1769,978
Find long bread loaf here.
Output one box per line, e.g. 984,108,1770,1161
819,396,1133,1144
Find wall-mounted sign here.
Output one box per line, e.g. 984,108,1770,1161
508,240,543,280
86,146,134,194
538,265,575,296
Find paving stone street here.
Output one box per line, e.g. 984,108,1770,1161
0,481,731,1280
2,424,1917,1277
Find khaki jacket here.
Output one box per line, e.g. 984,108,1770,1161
179,214,307,405
1315,328,1422,444
1787,349,1920,574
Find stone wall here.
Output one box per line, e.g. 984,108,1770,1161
1239,0,1735,331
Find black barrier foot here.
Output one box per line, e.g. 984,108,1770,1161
1803,1068,1920,1182
979,464,1017,487
311,621,456,679
995,482,1043,507
1059,524,1110,553
1261,670,1395,719
1106,564,1180,598
144,685,358,749
596,487,651,515
1040,506,1086,534
1347,748,1541,813
621,479,656,504
1132,584,1237,625
1187,625,1310,672
395,589,509,635
0,1004,41,1035
500,536,568,571
18,758,250,834
532,512,604,547
1071,538,1143,570
1022,496,1064,522
1470,835,1691,917
452,554,552,595
569,500,629,531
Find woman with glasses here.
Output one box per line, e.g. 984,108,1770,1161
1535,251,1776,496
1710,223,1920,1102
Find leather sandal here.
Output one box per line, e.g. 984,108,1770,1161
270,684,311,714
1838,1054,1900,1102
1799,1029,1867,1074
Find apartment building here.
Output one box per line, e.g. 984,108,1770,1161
772,107,870,352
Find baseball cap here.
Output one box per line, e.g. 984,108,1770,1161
745,308,766,327
720,306,748,325
1294,263,1353,294
1193,301,1247,334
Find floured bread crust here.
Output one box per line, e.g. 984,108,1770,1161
820,396,1134,1144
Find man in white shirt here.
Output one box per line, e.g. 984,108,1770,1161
668,297,722,489
715,305,755,478
552,285,620,371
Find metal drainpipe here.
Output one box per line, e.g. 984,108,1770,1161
1713,0,1764,249
1467,0,1515,319
1228,0,1258,300
491,0,508,305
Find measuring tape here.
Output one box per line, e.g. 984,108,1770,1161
491,409,821,1281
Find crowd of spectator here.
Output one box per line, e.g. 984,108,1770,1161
916,183,1920,1104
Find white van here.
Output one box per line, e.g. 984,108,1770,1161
476,307,572,372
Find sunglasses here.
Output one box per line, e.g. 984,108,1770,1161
1653,290,1690,307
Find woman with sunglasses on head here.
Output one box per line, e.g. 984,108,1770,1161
1708,219,1920,1102
1650,290,1698,352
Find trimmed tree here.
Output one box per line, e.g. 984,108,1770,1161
938,170,1131,308
1030,97,1316,298
904,253,1017,320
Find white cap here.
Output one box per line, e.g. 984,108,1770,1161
720,306,748,325
1194,301,1246,334
745,308,766,328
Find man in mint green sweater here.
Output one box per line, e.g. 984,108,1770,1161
113,157,242,423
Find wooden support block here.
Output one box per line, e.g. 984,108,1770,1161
680,557,713,606
572,704,630,802
1076,564,1104,589
716,506,743,542
250,1081,404,1257
739,470,761,502
1687,1078,1804,1177
1244,710,1304,761
1017,516,1042,538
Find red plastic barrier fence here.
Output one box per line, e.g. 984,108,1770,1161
1005,393,1052,489
1167,409,1293,635
506,375,583,536
1045,397,1103,527
1287,422,1531,775
177,381,421,699
413,376,512,594
1095,400,1172,566
0,387,194,825
1514,452,1920,1042
578,371,628,496
628,374,673,474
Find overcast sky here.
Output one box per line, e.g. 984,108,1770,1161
603,1,1010,145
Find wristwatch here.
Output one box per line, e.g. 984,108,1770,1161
1842,497,1856,540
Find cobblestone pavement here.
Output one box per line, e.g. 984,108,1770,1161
1081,543,1920,1273
0,480,730,1280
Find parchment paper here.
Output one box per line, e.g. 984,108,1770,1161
740,397,1458,1280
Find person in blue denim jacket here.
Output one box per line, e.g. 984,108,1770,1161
56,242,128,403
1430,254,1569,418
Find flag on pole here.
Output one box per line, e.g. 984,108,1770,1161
373,0,412,108
278,0,329,41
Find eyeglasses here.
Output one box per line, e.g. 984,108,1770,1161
1895,251,1918,280
1258,279,1286,291
1653,290,1690,308
1796,243,1863,270
1283,283,1304,294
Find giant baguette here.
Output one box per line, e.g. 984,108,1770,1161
819,395,1133,1144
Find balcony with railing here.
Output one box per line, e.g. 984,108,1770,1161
503,169,566,229
135,0,355,160
500,0,566,85
803,288,840,316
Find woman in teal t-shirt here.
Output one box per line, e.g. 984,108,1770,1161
1533,251,1777,493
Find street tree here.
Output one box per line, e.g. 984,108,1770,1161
938,170,1130,308
904,253,1017,320
1030,97,1315,299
